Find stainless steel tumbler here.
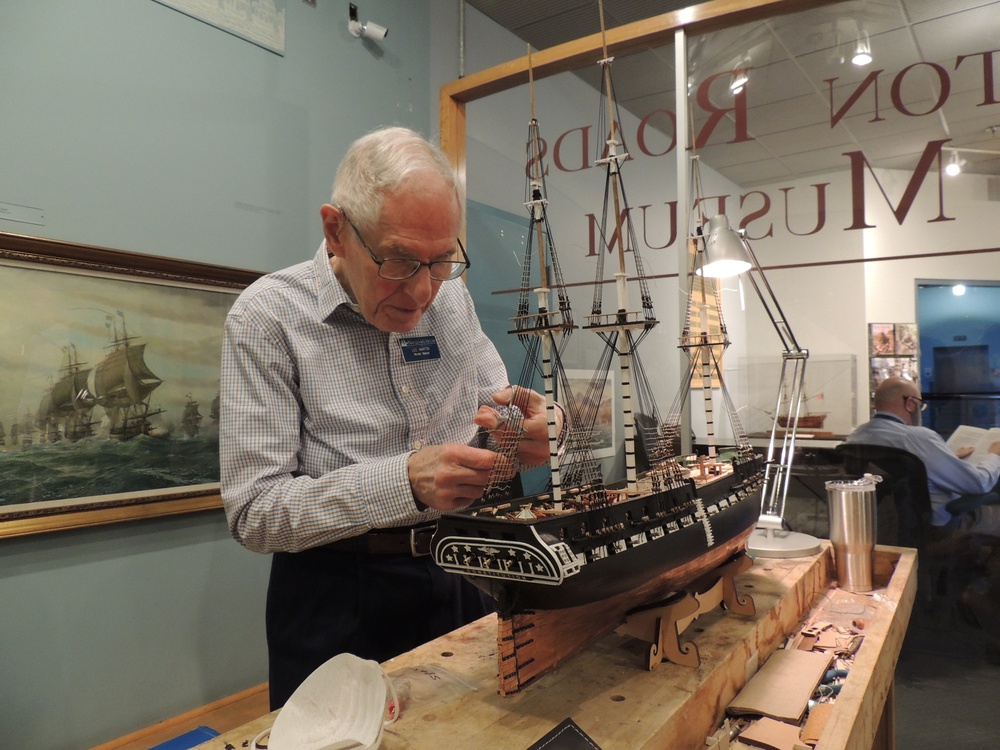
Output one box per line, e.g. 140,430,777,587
825,475,880,592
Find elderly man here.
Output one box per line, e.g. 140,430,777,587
220,126,560,708
846,376,1000,534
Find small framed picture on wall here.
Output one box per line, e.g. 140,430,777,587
894,323,918,356
871,357,919,388
869,323,896,356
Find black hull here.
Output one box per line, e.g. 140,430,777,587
432,455,764,613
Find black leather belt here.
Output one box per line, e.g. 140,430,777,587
325,526,435,557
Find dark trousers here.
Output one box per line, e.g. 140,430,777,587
265,543,493,710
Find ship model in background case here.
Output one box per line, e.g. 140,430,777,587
432,10,765,695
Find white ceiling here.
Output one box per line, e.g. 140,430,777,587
464,0,1000,186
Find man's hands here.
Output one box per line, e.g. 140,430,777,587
954,440,1000,460
407,443,500,511
475,385,561,468
406,386,563,512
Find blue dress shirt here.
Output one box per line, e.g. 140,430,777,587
846,412,1000,525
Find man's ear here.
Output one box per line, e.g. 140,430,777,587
320,204,347,258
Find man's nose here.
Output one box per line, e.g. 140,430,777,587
401,265,435,299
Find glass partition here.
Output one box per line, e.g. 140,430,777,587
460,0,1000,447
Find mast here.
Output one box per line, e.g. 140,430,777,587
483,45,578,503
583,0,659,494
679,162,755,470
525,47,568,503
689,158,722,461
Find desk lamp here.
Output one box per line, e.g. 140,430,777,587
698,215,822,558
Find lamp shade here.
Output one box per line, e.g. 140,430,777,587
697,214,752,278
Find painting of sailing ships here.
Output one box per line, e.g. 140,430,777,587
0,241,246,518
432,31,765,694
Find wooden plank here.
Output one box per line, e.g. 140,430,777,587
817,546,916,750
439,0,844,106
437,0,843,277
95,683,269,750
198,545,920,750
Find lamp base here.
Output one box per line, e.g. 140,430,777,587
746,525,822,559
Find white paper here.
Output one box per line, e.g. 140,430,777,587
946,425,1000,465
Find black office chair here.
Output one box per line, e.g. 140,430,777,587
835,442,999,615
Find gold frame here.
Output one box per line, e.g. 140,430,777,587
0,232,261,538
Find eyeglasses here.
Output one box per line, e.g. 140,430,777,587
339,207,470,281
906,395,929,412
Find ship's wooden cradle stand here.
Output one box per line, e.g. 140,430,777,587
496,549,757,695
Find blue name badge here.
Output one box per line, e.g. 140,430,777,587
400,336,441,363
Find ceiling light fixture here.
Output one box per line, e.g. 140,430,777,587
851,30,872,66
945,150,964,176
953,284,967,296
730,58,750,95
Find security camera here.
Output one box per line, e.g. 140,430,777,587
348,4,387,42
362,21,387,40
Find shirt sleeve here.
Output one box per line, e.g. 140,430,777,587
219,310,430,554
909,427,1000,499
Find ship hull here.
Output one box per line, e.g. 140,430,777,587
433,456,764,615
777,413,826,429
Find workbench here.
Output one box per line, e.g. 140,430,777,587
196,543,915,750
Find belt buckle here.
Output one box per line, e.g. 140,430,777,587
410,528,432,557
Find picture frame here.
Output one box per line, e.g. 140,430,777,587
0,232,261,539
894,323,919,356
870,356,919,388
869,323,896,356
565,369,616,459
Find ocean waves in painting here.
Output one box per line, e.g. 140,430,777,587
0,435,220,506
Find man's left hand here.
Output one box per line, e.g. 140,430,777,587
475,386,562,467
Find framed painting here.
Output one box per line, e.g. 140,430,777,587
868,323,896,357
0,232,261,538
565,369,616,459
894,323,919,356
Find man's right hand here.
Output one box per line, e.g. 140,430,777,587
988,440,1000,458
407,443,507,511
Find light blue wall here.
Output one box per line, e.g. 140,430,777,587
1,512,267,749
1,0,432,272
0,1,437,747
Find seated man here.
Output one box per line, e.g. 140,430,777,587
845,376,1000,536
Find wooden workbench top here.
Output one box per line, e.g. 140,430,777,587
197,543,915,750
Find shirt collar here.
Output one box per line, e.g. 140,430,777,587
872,411,906,424
313,242,362,317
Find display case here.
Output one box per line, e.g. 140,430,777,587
739,355,858,439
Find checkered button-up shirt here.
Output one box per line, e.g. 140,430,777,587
220,244,509,553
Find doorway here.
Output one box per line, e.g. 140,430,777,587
915,280,1000,435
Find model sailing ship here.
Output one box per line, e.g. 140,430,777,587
431,16,766,694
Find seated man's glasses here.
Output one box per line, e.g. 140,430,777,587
339,207,470,281
906,395,929,412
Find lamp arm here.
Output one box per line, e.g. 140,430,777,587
740,237,809,524
741,239,803,355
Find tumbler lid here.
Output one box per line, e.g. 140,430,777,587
825,473,882,491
